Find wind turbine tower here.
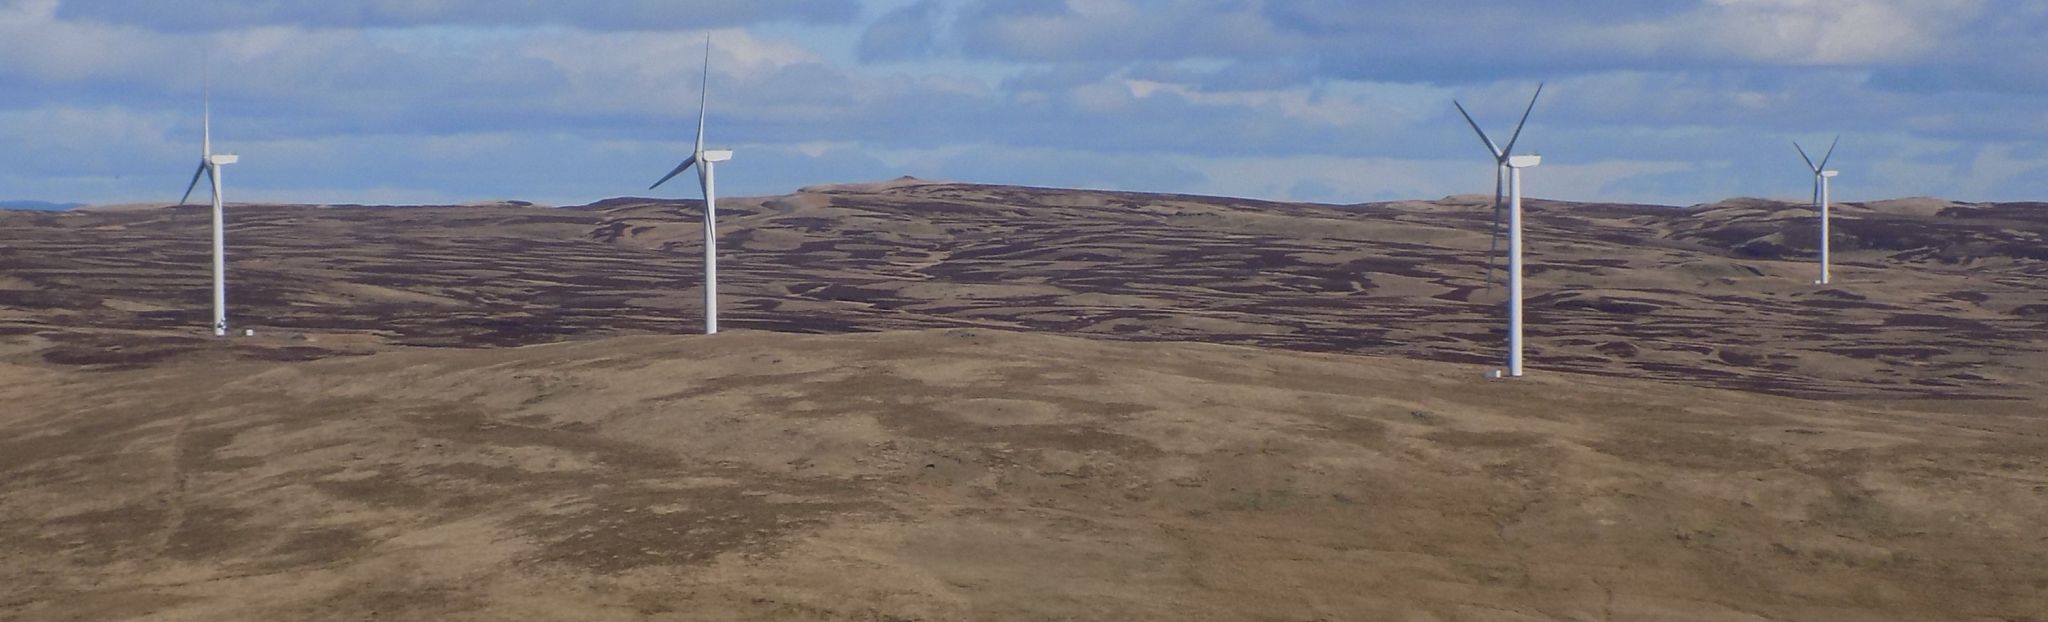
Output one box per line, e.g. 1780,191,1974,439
180,82,239,337
1796,137,1841,285
1454,85,1544,378
649,38,735,335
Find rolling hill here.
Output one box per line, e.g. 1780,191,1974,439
1,329,2042,620
1,180,2044,620
1,179,2043,399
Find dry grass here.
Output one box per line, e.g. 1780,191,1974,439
1,183,2044,619
0,329,2042,620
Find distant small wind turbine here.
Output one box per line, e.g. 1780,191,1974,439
1795,137,1841,285
179,72,240,337
649,37,735,335
1454,84,1544,378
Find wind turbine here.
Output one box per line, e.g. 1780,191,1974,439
179,74,240,337
649,37,735,335
1795,137,1841,285
1454,84,1543,379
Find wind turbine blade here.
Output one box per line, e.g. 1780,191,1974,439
1813,178,1822,206
180,163,207,205
1487,167,1504,290
1794,141,1817,173
202,98,212,158
650,156,697,190
1500,82,1544,157
1452,100,1502,157
1817,135,1840,171
202,55,211,157
695,35,711,156
1487,208,1504,290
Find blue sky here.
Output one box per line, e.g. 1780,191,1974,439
3,0,2044,206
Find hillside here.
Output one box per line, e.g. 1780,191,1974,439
0,181,2044,399
1,329,2042,620
1,182,2045,619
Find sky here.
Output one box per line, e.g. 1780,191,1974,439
3,0,2045,207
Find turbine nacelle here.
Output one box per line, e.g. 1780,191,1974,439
1507,154,1542,169
1820,170,1839,178
702,149,733,163
208,154,239,166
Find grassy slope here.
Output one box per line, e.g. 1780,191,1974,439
2,328,2042,620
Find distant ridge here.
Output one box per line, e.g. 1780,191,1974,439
4,181,2045,400
0,200,82,211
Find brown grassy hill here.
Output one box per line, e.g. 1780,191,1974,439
1,329,2042,620
3,183,2046,620
1,182,2043,399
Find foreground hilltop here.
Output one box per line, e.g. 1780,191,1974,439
1,329,2042,619
1,181,2043,399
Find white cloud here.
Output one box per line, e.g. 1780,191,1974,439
2,0,2045,207
523,28,823,113
0,0,175,82
49,0,862,31
0,105,184,172
1124,80,1376,127
1943,145,2048,199
1184,155,1697,205
1689,0,1987,65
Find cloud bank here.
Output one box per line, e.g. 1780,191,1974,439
2,0,2044,206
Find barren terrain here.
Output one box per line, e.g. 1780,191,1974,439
1,181,2044,620
5,180,2045,398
